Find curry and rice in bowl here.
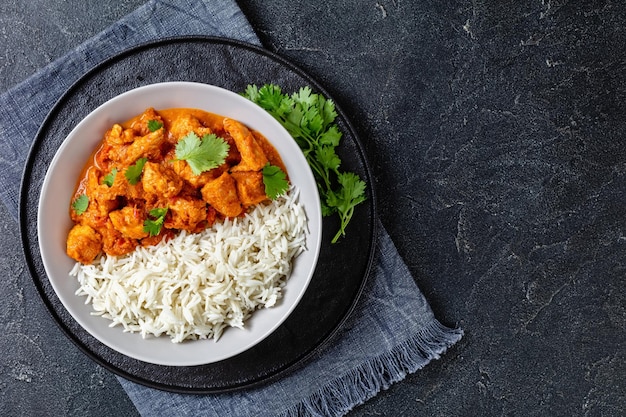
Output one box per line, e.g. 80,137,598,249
38,82,321,366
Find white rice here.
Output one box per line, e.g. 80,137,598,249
70,187,307,343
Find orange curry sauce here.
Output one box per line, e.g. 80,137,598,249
66,107,286,264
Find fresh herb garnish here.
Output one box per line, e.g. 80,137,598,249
175,132,230,175
125,158,147,185
243,84,367,243
143,207,168,237
147,119,163,132
262,163,289,200
102,167,118,187
325,172,367,238
72,194,89,215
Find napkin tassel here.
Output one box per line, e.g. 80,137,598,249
280,320,463,417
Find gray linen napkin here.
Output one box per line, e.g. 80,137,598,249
0,1,462,416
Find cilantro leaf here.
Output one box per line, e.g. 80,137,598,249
147,119,163,132
243,84,367,243
319,125,342,147
320,95,338,127
315,146,341,172
125,158,147,185
262,163,289,200
326,172,367,242
175,132,230,175
71,194,89,215
143,207,168,237
102,167,118,187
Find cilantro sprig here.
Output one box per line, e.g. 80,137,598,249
175,132,230,175
147,119,163,132
72,194,89,215
125,158,147,185
102,167,118,187
243,84,367,243
143,207,168,237
262,163,289,200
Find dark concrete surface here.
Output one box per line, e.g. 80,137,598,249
1,0,625,416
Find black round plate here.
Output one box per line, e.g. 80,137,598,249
20,36,376,393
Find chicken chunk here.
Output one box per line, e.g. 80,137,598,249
66,224,102,264
231,171,267,207
252,130,287,173
223,118,268,172
99,168,143,201
142,161,183,198
107,129,166,166
170,159,225,188
100,219,138,257
200,172,242,217
109,206,149,240
126,129,166,164
169,114,213,141
71,169,120,229
103,123,135,147
164,197,208,233
129,107,163,136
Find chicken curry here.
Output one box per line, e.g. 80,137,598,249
66,107,287,265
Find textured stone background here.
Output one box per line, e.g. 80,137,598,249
1,1,624,416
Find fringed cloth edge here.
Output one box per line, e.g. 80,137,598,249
280,320,464,417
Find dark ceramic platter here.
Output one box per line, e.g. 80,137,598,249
20,37,376,393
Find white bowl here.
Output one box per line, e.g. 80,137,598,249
38,82,322,366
